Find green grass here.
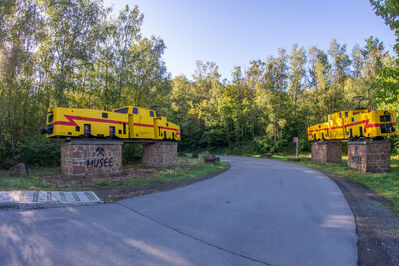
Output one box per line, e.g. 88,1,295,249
0,166,60,190
0,157,229,191
266,154,399,215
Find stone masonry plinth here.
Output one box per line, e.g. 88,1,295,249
348,140,391,173
141,142,178,168
61,140,122,176
311,141,342,163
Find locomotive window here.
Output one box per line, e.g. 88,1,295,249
132,107,138,114
329,115,332,120
48,114,53,123
114,108,128,114
166,123,169,127
102,113,108,118
339,112,342,118
150,111,154,117
345,112,348,117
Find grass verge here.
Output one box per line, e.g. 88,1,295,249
0,157,229,191
265,154,399,215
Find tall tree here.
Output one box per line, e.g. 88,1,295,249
370,0,399,55
0,0,43,159
40,0,106,106
288,44,307,114
369,0,399,113
328,39,351,111
344,37,386,108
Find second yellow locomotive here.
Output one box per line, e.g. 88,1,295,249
308,109,396,141
42,106,180,141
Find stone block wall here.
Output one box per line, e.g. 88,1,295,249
141,142,178,168
61,141,122,176
348,140,391,173
311,141,342,163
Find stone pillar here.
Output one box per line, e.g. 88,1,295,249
61,140,122,176
311,141,342,163
141,142,178,168
348,140,391,173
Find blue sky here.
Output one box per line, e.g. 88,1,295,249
103,0,396,80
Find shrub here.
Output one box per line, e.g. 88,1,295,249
16,135,60,167
122,143,143,164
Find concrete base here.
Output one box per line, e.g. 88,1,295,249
61,140,122,176
311,141,342,163
348,140,391,173
141,142,178,168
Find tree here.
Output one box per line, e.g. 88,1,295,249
344,37,386,108
123,36,169,107
0,0,43,160
370,1,399,114
370,0,399,55
308,48,332,120
288,44,307,114
40,0,106,106
328,39,351,111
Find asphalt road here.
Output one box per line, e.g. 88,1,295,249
0,156,357,265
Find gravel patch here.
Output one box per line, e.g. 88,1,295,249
328,173,399,265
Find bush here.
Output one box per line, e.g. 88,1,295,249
391,135,399,155
16,135,60,167
253,136,276,154
122,143,143,164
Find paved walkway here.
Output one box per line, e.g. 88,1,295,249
0,190,102,208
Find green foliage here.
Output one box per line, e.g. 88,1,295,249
370,1,399,124
370,0,399,55
16,135,60,167
122,143,143,164
374,57,399,111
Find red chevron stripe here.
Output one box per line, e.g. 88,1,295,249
53,115,127,127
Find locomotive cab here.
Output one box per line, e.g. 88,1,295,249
154,116,180,141
113,106,155,139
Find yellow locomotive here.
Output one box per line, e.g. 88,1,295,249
308,109,397,141
41,106,180,141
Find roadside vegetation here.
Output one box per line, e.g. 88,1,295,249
0,157,228,191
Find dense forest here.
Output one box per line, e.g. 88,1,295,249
0,0,398,167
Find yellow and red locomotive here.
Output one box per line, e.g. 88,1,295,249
41,106,180,141
308,109,397,141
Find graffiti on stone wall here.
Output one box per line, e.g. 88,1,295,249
86,146,114,168
351,146,362,164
